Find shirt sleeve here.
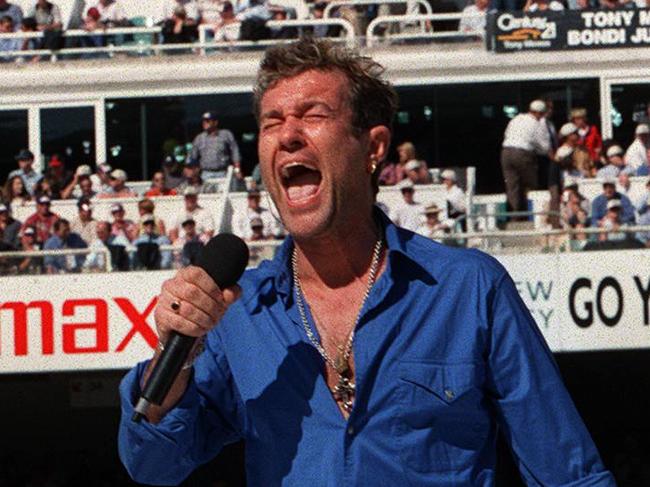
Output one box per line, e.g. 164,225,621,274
486,273,615,486
118,332,244,485
228,130,242,163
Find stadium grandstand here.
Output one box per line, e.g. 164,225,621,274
1,0,650,485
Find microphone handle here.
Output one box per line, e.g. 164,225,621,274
132,332,195,422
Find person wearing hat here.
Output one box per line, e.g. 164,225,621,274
21,195,59,245
168,186,214,243
61,165,97,200
556,122,594,178
597,199,629,242
570,107,602,165
8,149,43,197
44,154,73,197
0,203,21,249
404,159,432,185
624,123,650,174
190,110,242,180
91,162,113,194
97,168,136,199
70,198,98,245
14,225,44,274
415,203,450,242
133,213,173,269
596,145,631,179
175,158,218,194
235,188,283,240
590,178,635,227
390,180,424,231
501,99,553,219
440,169,466,229
110,202,138,242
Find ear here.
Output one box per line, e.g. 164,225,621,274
366,125,391,173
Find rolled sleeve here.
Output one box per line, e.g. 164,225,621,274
486,274,616,486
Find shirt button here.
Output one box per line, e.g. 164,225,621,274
444,389,455,400
347,426,354,435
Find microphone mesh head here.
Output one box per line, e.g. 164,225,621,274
196,233,249,288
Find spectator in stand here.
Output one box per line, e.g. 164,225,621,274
308,2,338,39
441,169,466,229
30,0,63,51
557,122,594,178
501,100,552,219
83,220,130,271
8,149,42,196
43,218,87,273
235,188,282,240
81,6,105,51
2,175,31,213
99,169,136,199
145,171,177,197
378,141,414,186
390,180,424,232
247,216,267,240
162,6,198,44
598,199,629,242
404,159,432,185
161,0,199,25
133,214,172,269
190,111,243,180
162,147,186,188
571,108,602,168
560,184,590,249
168,186,214,243
70,198,97,245
459,0,487,39
33,177,57,200
416,203,450,242
205,1,240,41
173,217,204,266
268,5,297,39
0,203,21,248
90,0,128,27
22,195,58,244
61,165,97,200
109,202,138,242
0,0,23,30
524,0,564,10
596,145,631,179
0,15,21,53
44,154,73,197
91,163,112,194
634,178,650,246
591,178,635,227
16,225,42,273
198,0,221,24
625,123,650,174
176,158,217,194
135,198,166,237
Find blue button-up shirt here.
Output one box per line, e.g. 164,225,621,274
118,212,614,486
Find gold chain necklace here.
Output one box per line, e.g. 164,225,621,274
292,239,383,413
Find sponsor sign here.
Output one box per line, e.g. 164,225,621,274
488,9,650,52
1,251,649,373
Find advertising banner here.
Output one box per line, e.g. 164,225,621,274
487,9,650,53
1,250,650,373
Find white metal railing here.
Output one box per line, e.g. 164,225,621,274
323,0,432,19
366,12,485,47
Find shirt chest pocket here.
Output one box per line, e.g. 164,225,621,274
394,361,491,474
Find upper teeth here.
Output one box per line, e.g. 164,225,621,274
281,162,315,179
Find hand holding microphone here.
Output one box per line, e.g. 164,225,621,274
133,234,249,423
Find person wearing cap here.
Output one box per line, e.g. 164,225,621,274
99,168,136,199
390,180,424,232
404,159,431,185
597,199,629,242
43,218,87,274
83,220,131,271
91,163,113,194
175,158,218,194
440,169,466,228
133,214,173,269
415,203,450,242
235,188,283,240
110,203,138,242
596,145,630,179
8,149,43,197
624,123,650,174
15,226,43,274
21,195,59,245
44,154,73,197
590,178,635,227
168,187,214,243
556,122,594,178
570,107,602,165
146,171,178,197
501,100,552,218
0,203,21,249
173,217,205,266
61,165,97,200
70,198,98,245
190,110,242,180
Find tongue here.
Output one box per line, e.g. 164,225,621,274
286,172,320,202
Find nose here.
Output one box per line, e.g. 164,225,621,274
278,116,306,152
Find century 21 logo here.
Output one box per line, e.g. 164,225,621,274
496,13,557,41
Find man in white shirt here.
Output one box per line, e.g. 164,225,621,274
625,123,650,173
91,0,128,26
390,180,424,232
500,99,552,218
459,0,487,38
168,187,215,243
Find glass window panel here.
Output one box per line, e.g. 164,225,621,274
40,106,96,171
610,83,650,147
0,110,28,183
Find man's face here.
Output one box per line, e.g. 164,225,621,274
258,69,386,240
183,222,196,237
401,188,414,203
183,165,200,180
248,194,261,210
21,232,35,247
202,119,218,132
80,178,93,194
110,177,124,190
37,202,50,216
57,223,70,240
112,209,125,222
143,222,155,235
610,155,624,167
573,116,586,128
603,184,616,198
567,133,580,146
79,207,92,221
96,223,110,241
18,158,33,172
185,194,198,210
153,172,165,188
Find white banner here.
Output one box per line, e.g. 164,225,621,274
1,250,650,373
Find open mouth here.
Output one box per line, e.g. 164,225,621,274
280,162,322,203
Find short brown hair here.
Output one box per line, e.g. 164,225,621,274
138,198,155,214
253,38,398,134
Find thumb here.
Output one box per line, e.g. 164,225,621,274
222,285,242,306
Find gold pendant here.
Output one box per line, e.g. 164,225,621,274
332,375,355,412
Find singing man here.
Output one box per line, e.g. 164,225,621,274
118,38,615,486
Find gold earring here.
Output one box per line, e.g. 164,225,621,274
368,158,378,174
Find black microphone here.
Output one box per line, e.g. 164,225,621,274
132,233,249,423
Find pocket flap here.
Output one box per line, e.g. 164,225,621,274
399,361,482,404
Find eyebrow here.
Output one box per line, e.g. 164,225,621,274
260,101,335,121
